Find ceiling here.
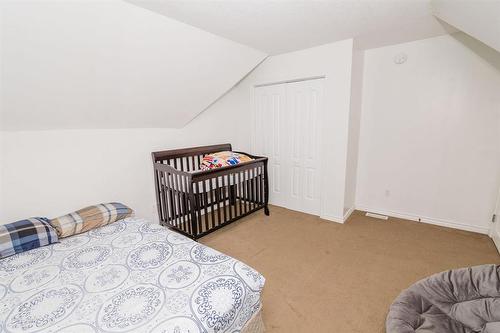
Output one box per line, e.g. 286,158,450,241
126,0,456,54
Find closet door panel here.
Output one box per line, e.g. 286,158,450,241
285,80,322,215
254,84,288,208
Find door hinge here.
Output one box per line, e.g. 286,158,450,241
493,214,497,223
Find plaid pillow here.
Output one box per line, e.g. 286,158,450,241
50,202,133,238
0,217,59,259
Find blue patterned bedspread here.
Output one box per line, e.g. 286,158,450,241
0,218,265,333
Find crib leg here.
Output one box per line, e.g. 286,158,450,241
263,160,270,217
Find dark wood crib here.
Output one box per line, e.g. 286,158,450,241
152,144,269,240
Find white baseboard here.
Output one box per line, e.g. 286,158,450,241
356,205,490,235
320,206,355,224
320,213,345,224
343,206,355,222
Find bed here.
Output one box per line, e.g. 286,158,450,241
0,217,266,333
152,144,270,240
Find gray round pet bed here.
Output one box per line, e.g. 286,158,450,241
386,264,500,333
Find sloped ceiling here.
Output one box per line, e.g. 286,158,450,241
432,0,500,53
126,0,456,54
0,1,266,130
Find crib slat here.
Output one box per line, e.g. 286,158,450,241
202,180,209,233
187,176,193,235
208,179,216,230
178,175,185,231
157,170,164,222
182,176,188,231
254,168,258,208
248,169,251,212
254,167,260,207
242,170,247,213
249,168,255,210
182,176,189,232
175,174,184,230
257,167,263,205
193,182,202,237
223,174,229,222
246,168,251,211
167,172,175,226
165,172,171,224
237,171,243,215
156,170,163,222
247,169,251,213
229,174,234,220
252,168,256,208
182,176,191,235
171,173,179,228
216,177,222,226
241,170,246,214
247,168,252,210
161,171,169,223
256,167,260,206
250,168,254,210
175,174,183,230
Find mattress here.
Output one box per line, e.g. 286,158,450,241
0,217,265,333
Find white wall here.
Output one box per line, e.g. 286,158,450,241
207,40,355,222
0,39,353,224
356,33,500,234
0,0,265,130
343,49,364,218
432,0,500,53
0,81,250,223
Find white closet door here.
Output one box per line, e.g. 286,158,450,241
253,79,323,215
285,80,322,215
254,83,288,208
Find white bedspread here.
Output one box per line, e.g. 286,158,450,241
0,218,265,333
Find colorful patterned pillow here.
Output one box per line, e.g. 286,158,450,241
0,217,59,259
200,151,253,171
49,202,133,238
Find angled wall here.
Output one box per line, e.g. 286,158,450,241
0,0,266,222
0,0,266,130
0,95,246,223
432,0,500,53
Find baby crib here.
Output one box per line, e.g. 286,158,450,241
152,143,269,240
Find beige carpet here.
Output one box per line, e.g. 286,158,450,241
200,205,500,333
